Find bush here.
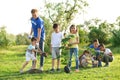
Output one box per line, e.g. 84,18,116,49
16,33,30,45
111,30,120,47
0,27,11,47
88,28,108,44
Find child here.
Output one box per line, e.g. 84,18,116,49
99,43,114,67
20,37,37,73
79,50,98,68
89,39,102,67
50,23,63,72
68,24,79,72
79,50,91,67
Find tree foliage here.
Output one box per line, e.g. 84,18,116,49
44,0,88,30
16,33,30,45
111,30,120,47
0,27,15,47
88,28,108,44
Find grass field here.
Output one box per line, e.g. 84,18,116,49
0,45,120,80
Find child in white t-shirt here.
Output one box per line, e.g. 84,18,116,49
99,43,113,67
20,37,37,73
50,23,63,72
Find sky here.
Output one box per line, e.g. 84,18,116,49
0,0,120,35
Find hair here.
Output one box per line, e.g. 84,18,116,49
31,9,38,14
69,24,77,33
31,37,37,42
99,43,105,48
53,23,59,29
93,39,99,43
79,50,90,60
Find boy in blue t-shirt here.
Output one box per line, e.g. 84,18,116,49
89,39,102,67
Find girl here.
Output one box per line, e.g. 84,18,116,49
68,25,79,72
79,50,91,67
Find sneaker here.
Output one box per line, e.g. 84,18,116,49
56,68,61,72
20,70,23,73
50,68,55,72
39,67,43,71
104,64,109,67
75,69,79,72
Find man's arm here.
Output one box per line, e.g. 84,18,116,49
37,28,41,42
30,27,33,35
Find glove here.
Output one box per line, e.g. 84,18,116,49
28,35,32,39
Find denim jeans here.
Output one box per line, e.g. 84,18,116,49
68,48,79,69
39,38,45,67
96,51,102,66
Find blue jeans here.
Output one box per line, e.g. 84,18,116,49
96,52,102,66
39,38,45,67
68,48,79,69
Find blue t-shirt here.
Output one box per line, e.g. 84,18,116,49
31,17,45,40
89,44,100,50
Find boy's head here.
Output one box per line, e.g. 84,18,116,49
31,37,37,45
93,39,99,48
53,23,60,33
31,9,38,19
99,43,105,51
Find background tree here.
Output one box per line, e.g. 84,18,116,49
44,0,88,30
16,33,30,45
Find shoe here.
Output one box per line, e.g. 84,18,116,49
50,68,55,72
39,67,43,71
104,64,109,67
56,68,61,72
75,69,79,72
20,70,23,73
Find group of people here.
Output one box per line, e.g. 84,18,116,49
79,39,114,68
20,9,114,73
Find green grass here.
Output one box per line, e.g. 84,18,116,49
0,45,120,80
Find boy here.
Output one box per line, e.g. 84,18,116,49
89,39,102,67
99,43,114,67
20,37,37,73
50,24,63,72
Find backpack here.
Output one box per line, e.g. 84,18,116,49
64,66,70,73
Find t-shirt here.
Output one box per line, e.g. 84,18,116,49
104,48,112,55
69,33,79,48
51,32,63,47
27,44,35,53
89,44,100,50
31,17,45,40
81,55,87,60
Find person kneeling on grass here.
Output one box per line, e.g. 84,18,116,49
79,50,96,67
20,37,37,73
99,43,114,67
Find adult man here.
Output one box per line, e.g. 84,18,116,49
30,9,45,71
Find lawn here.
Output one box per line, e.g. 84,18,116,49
0,45,120,80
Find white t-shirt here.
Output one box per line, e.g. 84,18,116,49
51,32,63,47
27,44,35,54
104,48,112,55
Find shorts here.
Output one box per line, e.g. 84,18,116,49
26,52,36,61
52,47,61,59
